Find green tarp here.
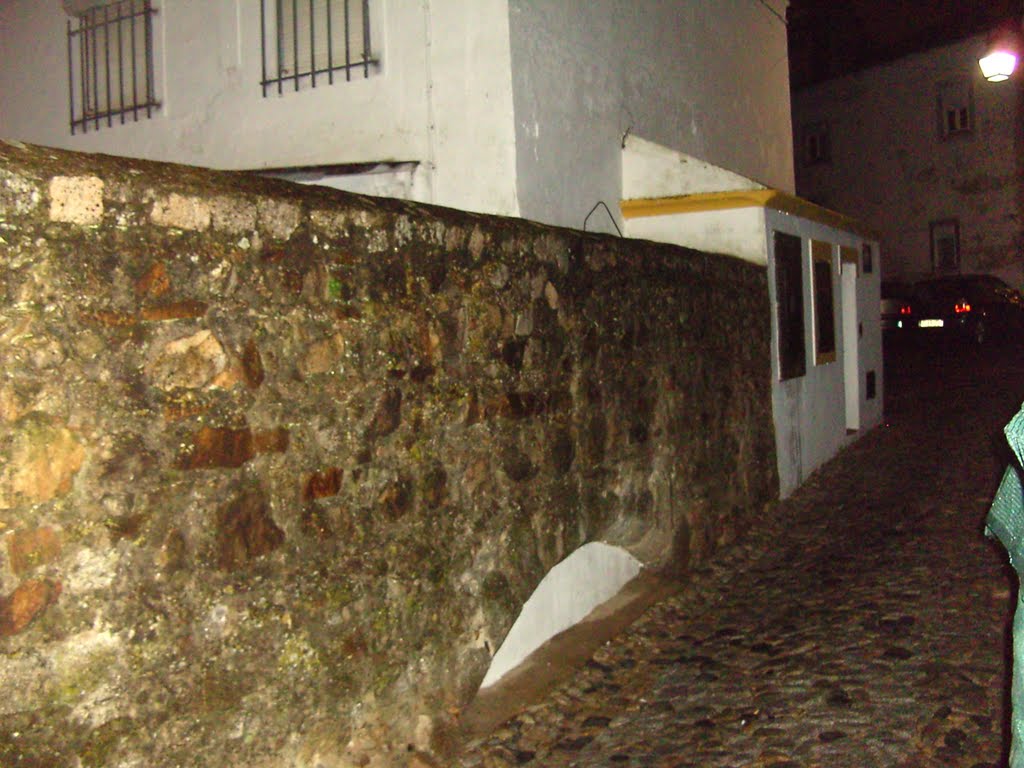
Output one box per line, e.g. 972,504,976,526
986,405,1024,768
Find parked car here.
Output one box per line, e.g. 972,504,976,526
909,274,1024,344
881,280,913,331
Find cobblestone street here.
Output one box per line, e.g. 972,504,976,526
459,340,1024,767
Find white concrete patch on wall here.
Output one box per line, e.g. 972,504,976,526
480,541,642,689
622,135,765,200
425,0,521,218
624,207,768,265
262,163,424,201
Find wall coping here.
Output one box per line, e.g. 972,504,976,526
620,189,880,241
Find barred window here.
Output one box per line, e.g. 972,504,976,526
66,0,160,134
261,0,378,96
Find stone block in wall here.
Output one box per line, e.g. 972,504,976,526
0,165,40,216
48,175,103,224
140,299,209,322
0,578,61,637
215,488,285,571
300,332,347,376
257,197,301,240
210,194,258,235
176,425,289,469
0,414,85,510
6,526,62,576
150,192,211,230
146,329,227,390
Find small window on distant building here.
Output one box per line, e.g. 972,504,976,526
811,240,836,365
261,0,378,96
774,232,806,381
802,121,831,166
930,218,961,272
861,242,874,274
937,80,973,139
66,1,160,134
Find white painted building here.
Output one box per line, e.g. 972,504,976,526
792,33,1024,286
622,137,883,497
0,0,794,234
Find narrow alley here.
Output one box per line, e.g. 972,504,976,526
460,340,1021,767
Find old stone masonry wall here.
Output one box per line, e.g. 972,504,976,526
0,140,777,767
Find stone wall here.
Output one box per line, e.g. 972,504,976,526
0,141,777,767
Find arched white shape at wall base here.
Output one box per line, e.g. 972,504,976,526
479,542,642,689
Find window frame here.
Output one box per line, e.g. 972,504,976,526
811,240,836,366
260,0,378,97
66,0,160,134
801,120,831,167
774,231,807,382
861,242,873,274
936,80,974,140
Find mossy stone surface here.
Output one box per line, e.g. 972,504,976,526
0,141,777,767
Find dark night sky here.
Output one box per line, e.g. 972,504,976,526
787,0,1022,87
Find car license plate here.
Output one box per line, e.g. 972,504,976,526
918,319,944,328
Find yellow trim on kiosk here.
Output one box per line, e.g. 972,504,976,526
620,190,879,241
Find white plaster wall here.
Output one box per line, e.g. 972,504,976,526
765,209,883,496
0,1,425,168
793,35,1023,286
0,0,521,216
507,0,795,233
263,163,422,199
624,207,768,265
424,0,520,216
480,542,641,689
622,135,765,200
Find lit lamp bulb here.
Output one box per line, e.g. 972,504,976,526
980,49,1018,82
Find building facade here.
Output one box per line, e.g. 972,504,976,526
792,33,1024,286
0,0,794,234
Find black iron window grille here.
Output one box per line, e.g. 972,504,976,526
261,0,377,96
66,0,160,134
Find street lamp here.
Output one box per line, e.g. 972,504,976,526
980,25,1021,82
980,50,1017,81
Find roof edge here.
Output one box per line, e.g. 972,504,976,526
621,190,879,241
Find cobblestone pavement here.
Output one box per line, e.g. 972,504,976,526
459,341,1024,767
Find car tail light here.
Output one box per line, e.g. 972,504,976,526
899,304,912,315
954,300,972,314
